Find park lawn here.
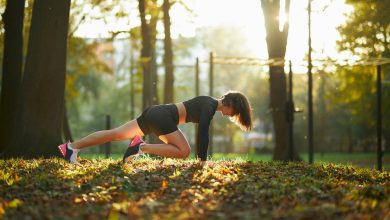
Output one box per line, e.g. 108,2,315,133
83,152,390,170
0,157,389,219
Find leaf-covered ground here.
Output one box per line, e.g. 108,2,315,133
0,158,389,219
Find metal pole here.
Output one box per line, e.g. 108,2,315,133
308,0,314,164
195,57,200,157
209,52,214,157
195,57,200,97
209,52,214,97
287,61,294,161
105,115,111,158
376,65,382,171
130,44,135,119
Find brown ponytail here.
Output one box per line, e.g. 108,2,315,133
221,91,253,131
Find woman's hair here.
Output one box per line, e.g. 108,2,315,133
220,91,253,131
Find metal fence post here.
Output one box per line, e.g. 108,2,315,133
195,57,200,157
287,61,295,161
209,52,214,157
307,0,314,164
130,47,135,119
376,65,382,171
105,115,111,158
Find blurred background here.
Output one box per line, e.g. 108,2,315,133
0,0,389,169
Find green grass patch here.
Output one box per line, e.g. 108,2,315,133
83,152,390,170
0,157,389,219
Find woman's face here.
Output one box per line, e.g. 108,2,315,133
221,105,235,117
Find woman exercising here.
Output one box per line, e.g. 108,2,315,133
58,91,253,164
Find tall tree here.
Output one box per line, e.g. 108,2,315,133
337,0,390,152
261,0,300,160
0,0,25,157
138,0,159,109
8,0,71,158
163,0,174,103
149,1,159,106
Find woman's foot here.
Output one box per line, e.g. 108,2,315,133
58,142,79,164
123,136,145,163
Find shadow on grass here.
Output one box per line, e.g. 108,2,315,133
1,158,389,219
207,161,389,219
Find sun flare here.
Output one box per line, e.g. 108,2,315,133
74,0,353,64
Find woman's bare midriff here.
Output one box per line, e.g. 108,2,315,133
175,102,187,125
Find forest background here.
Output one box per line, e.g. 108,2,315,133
0,0,389,165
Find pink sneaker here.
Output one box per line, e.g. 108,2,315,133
123,136,145,163
129,135,144,147
58,142,79,164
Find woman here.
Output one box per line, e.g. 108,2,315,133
58,91,253,164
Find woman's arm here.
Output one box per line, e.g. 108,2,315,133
197,107,214,161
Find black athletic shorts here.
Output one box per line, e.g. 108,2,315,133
136,104,179,136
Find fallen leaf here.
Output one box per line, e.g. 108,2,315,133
8,199,23,208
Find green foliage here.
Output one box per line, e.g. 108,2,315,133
335,0,390,151
337,0,390,57
66,38,111,102
0,158,389,219
327,66,377,138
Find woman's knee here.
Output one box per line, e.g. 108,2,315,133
161,129,191,158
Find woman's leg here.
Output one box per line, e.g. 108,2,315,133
71,119,144,150
140,129,191,159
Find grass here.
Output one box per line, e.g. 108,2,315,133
83,152,390,170
1,157,388,219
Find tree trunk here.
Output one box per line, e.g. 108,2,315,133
149,3,159,105
11,0,71,158
261,0,299,161
269,67,289,160
138,0,159,109
139,0,152,109
163,0,174,104
63,105,73,142
317,72,326,152
0,0,25,157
